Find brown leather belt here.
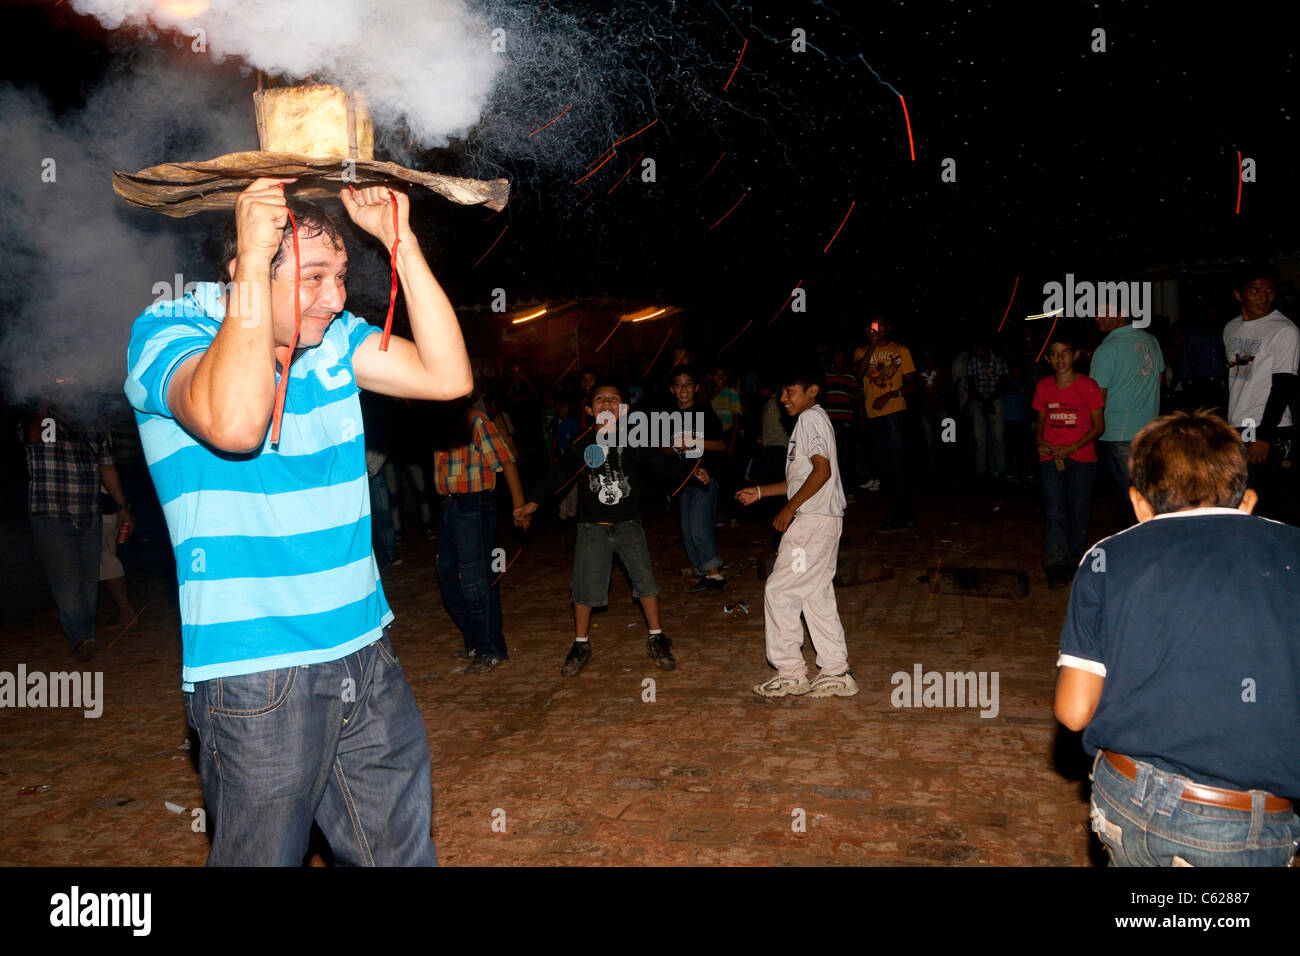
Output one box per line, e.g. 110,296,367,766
1104,751,1293,813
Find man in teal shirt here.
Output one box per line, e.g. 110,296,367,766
1090,305,1165,525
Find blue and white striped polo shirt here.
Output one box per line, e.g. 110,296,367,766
124,283,393,689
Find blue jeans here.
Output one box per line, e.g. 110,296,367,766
30,514,101,650
184,635,436,866
679,480,722,574
1097,440,1136,526
971,397,1005,474
1039,457,1096,570
867,413,909,522
1090,751,1300,867
368,470,397,566
436,492,506,659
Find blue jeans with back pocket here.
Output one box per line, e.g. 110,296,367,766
1089,751,1300,867
184,634,436,866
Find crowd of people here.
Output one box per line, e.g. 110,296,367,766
18,172,1297,869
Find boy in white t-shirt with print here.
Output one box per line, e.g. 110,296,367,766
732,364,857,698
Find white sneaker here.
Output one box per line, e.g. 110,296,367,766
753,674,812,698
808,671,859,698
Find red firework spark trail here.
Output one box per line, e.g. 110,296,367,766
576,189,595,205
924,557,941,612
527,104,571,138
692,151,727,191
723,38,748,91
607,151,645,195
899,95,915,161
545,356,579,393
611,118,659,148
670,457,703,497
593,316,623,352
1034,313,1061,364
472,224,508,268
767,280,804,325
822,200,856,254
574,150,617,185
707,191,748,231
585,146,616,170
490,548,525,586
1236,150,1243,215
642,327,674,379
996,276,1020,333
718,319,753,355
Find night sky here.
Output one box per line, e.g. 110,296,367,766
2,0,1297,361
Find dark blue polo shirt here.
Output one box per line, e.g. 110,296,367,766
1058,507,1300,798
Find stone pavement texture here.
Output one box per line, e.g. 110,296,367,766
0,482,1107,866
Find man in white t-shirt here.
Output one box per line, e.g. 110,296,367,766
1223,263,1298,514
733,364,856,699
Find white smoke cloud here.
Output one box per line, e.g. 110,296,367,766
0,55,258,422
68,0,504,149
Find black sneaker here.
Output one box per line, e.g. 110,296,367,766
561,640,593,676
878,519,913,534
465,654,505,673
72,638,98,662
701,575,726,591
647,633,676,670
453,648,476,661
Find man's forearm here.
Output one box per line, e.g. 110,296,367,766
502,460,525,508
395,242,472,396
1258,373,1298,440
187,262,276,442
100,464,129,508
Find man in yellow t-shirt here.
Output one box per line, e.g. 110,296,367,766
857,317,915,531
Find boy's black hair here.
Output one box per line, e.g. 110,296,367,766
1233,261,1279,292
585,378,625,407
578,364,600,380
783,363,825,399
668,363,700,385
1046,325,1080,352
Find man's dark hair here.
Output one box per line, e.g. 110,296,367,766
784,363,825,399
1233,261,1279,293
221,200,346,279
1129,410,1247,514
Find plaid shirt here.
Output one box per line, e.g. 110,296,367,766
432,411,515,495
967,354,1009,400
22,423,113,529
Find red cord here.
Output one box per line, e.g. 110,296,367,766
380,192,400,351
270,208,301,447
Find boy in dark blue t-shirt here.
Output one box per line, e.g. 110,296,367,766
1054,410,1300,866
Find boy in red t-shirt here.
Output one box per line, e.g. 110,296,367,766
1032,330,1105,589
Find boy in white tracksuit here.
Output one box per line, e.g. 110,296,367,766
733,365,857,698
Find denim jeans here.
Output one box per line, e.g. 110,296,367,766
867,412,909,522
679,480,722,575
368,470,397,567
1089,751,1300,867
970,397,1005,475
571,519,660,607
30,514,102,650
1039,457,1096,570
1097,440,1136,526
436,492,506,659
184,634,436,866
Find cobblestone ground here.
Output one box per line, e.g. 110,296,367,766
0,481,1108,866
